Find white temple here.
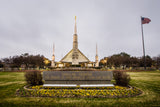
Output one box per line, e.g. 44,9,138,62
51,16,99,68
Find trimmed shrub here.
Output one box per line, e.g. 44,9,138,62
113,71,130,86
25,70,43,86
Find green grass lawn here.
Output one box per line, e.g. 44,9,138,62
0,71,160,107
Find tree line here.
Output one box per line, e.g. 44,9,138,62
99,52,160,69
0,53,51,70
0,52,160,70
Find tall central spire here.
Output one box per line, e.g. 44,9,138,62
74,16,77,34
73,16,78,49
72,16,79,65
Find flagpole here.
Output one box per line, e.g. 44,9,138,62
141,16,146,70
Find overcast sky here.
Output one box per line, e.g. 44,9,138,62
0,0,160,61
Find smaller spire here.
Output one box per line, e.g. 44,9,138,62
95,43,99,67
53,43,55,55
96,43,98,56
74,16,77,34
51,43,55,67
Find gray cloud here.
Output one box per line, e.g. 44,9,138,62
0,0,160,61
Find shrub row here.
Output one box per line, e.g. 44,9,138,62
113,71,130,86
24,70,131,87
25,70,43,86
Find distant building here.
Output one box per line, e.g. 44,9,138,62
51,16,99,68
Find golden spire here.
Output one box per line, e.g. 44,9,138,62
74,16,77,34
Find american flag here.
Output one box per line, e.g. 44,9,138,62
141,17,151,24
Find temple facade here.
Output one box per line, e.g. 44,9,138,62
51,16,99,68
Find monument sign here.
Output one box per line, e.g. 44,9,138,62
43,71,114,87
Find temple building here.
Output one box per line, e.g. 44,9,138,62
51,16,99,68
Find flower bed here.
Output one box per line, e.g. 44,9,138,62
16,85,142,98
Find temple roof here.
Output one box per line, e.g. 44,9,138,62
60,49,90,63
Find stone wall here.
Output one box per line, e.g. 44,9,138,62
43,71,113,85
